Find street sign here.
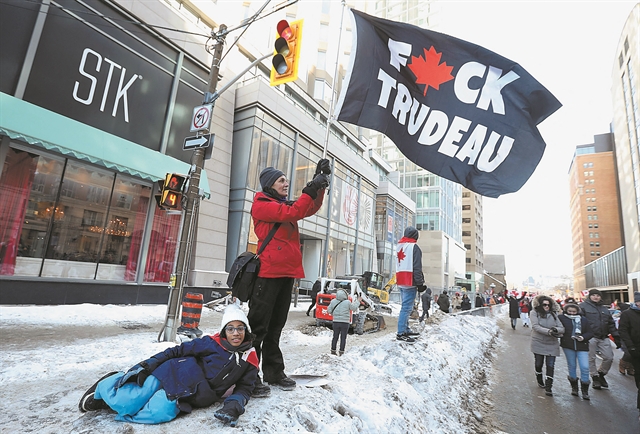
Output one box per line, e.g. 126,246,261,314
190,104,212,132
183,134,211,150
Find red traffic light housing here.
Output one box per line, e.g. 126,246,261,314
163,173,187,193
270,19,303,86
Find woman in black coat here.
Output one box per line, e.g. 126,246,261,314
508,295,520,329
558,303,594,400
619,292,640,420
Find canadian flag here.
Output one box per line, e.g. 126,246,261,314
581,290,589,297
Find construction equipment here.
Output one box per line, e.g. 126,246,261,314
315,276,386,334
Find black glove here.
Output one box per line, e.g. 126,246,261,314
315,158,331,175
302,174,329,199
613,336,621,349
115,363,150,388
214,400,244,427
417,285,427,293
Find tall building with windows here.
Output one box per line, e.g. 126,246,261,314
462,188,484,292
611,3,640,299
568,133,624,292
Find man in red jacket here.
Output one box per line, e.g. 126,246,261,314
248,161,330,398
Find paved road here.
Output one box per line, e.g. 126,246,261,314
490,316,638,434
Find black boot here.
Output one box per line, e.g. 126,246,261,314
580,381,590,400
251,378,271,398
535,371,545,388
78,371,119,412
544,365,554,396
568,376,579,396
598,371,609,389
591,374,602,390
545,376,554,396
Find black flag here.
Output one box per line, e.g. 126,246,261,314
335,10,561,198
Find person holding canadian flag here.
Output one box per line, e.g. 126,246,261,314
395,226,426,343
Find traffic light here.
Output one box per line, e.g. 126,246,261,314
156,173,187,210
270,19,303,86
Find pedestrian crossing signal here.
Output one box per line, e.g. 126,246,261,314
270,19,303,86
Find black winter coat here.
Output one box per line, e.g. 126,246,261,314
508,296,520,319
437,294,450,312
558,314,594,352
619,307,640,356
579,300,619,339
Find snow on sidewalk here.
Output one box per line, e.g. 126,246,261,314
0,305,499,433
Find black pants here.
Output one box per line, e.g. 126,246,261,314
247,276,294,383
631,355,640,410
306,297,317,315
534,353,556,378
331,322,349,352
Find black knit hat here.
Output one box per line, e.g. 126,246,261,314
588,289,602,297
403,226,419,240
259,167,285,190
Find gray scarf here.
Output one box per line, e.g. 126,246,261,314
566,314,582,335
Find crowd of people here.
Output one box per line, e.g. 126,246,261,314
75,161,640,425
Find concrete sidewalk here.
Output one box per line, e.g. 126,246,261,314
490,314,638,434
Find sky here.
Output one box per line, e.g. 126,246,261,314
0,303,501,433
436,1,637,285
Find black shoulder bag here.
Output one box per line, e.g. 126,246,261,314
226,223,281,302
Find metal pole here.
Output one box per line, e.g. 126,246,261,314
162,25,227,342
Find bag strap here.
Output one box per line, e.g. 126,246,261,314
256,222,281,256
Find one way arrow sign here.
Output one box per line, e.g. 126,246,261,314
183,134,212,150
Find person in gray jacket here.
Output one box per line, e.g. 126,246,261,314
579,289,622,390
327,289,360,356
530,295,564,396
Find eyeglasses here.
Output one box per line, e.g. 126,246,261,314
542,303,550,307
225,325,246,334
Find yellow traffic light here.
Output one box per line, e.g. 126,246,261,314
270,19,303,86
160,190,182,210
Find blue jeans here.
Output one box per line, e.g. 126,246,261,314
398,286,417,335
563,348,590,382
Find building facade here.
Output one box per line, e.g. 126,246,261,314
568,133,624,294
611,3,640,300
461,188,484,293
0,0,415,303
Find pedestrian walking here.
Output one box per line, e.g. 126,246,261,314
451,293,462,313
420,287,432,322
508,293,520,330
460,294,472,311
475,293,485,308
395,226,425,343
530,295,564,396
248,162,329,397
307,279,321,317
619,292,640,421
558,302,594,400
437,290,450,314
579,289,622,390
520,297,531,328
327,288,360,356
78,304,258,427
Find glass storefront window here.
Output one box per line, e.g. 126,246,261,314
41,162,115,278
1,148,63,276
0,144,175,282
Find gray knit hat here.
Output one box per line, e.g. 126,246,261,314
403,226,419,240
259,167,285,190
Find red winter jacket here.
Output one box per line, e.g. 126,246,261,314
251,190,324,278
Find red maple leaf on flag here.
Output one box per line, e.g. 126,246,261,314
408,46,454,96
397,248,406,263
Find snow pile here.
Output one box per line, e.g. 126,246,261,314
0,304,500,433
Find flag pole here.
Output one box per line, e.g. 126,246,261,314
320,0,347,278
321,0,347,158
